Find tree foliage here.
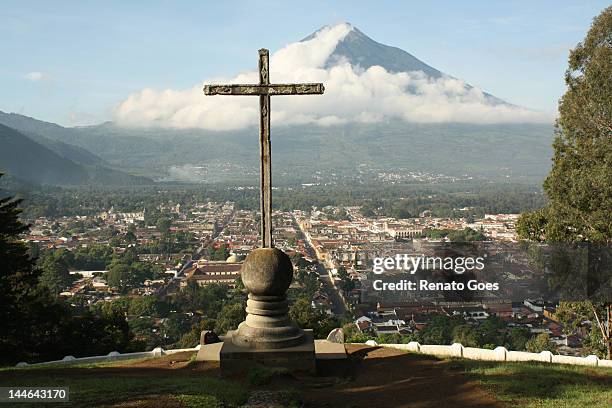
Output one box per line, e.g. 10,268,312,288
517,7,612,242
214,302,246,335
516,7,612,359
525,333,558,353
38,252,72,295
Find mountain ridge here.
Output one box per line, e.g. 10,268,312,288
304,24,443,78
0,111,553,184
0,121,153,186
310,23,506,106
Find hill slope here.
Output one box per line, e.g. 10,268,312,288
0,111,104,166
0,123,151,185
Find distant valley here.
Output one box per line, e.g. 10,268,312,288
0,111,553,186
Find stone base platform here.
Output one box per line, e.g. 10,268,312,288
216,329,316,375
196,333,347,368
196,342,222,362
314,340,347,360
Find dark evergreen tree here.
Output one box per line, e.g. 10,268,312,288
0,174,65,364
0,174,132,364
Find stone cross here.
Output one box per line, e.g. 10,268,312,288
204,49,324,248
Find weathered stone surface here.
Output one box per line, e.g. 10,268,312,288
196,342,223,362
240,248,293,296
220,329,315,374
326,328,344,343
506,350,551,363
200,330,220,345
231,248,305,349
315,340,347,360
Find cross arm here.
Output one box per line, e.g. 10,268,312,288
204,83,324,96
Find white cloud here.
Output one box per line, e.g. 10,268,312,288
23,71,51,81
114,23,551,129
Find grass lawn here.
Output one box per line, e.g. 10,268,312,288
448,358,612,408
1,372,247,407
0,355,248,408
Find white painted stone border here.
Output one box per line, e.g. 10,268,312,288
15,342,612,369
14,345,201,368
364,342,612,368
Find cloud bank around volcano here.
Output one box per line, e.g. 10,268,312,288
114,23,551,130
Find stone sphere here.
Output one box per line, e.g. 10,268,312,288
240,248,293,296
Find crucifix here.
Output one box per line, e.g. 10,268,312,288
204,49,324,248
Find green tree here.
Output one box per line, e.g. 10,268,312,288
555,301,609,358
418,315,463,345
162,313,194,345
125,230,136,243
234,276,245,292
39,255,72,295
72,244,113,270
61,309,131,357
342,322,371,343
339,277,355,294
448,227,486,242
0,177,63,364
507,327,531,351
214,302,245,335
181,282,228,317
525,333,558,353
452,324,479,347
107,263,136,293
289,296,318,329
516,7,612,359
132,261,162,282
476,316,506,347
89,296,130,318
129,296,161,317
210,244,230,261
128,316,160,351
517,7,611,241
156,217,172,233
316,315,344,339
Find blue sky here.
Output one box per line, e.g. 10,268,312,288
0,0,608,126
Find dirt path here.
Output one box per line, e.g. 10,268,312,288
304,345,502,408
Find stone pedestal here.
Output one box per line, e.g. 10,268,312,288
219,248,315,374
231,293,304,349
220,329,315,374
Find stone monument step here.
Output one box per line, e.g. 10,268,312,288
314,340,347,360
196,337,347,363
196,342,223,362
